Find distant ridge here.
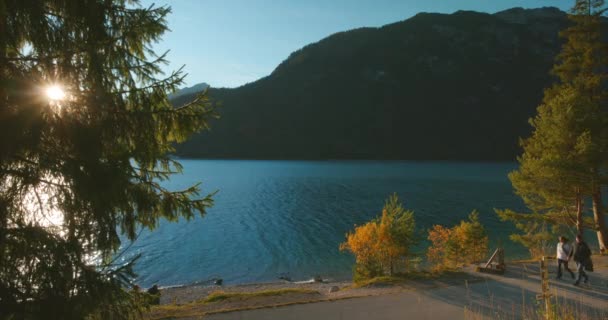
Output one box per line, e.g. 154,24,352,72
169,82,209,100
494,6,566,24
172,7,579,161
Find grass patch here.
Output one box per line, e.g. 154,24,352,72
351,271,440,288
352,276,408,288
149,295,355,319
202,288,319,303
148,288,320,319
509,258,540,263
349,270,473,289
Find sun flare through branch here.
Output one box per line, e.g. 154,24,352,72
45,85,66,101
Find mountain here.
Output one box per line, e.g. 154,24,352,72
172,7,573,161
169,82,209,100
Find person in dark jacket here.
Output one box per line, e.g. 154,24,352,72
572,234,592,286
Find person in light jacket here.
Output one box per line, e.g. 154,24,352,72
556,236,574,279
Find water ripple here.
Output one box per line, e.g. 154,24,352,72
121,160,526,287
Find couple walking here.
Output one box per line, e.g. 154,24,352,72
556,234,593,286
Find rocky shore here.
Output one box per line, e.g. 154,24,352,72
147,272,482,319
147,257,608,320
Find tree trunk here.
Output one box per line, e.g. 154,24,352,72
592,190,607,253
576,190,584,235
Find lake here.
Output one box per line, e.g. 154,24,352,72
120,160,528,288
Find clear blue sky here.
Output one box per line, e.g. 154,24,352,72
140,0,572,89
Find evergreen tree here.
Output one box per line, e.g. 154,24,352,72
377,194,417,275
499,87,593,235
0,1,215,318
498,0,608,252
554,0,608,250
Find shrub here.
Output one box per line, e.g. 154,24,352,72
427,211,489,271
340,194,417,281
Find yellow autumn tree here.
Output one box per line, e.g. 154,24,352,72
427,225,454,271
427,211,488,272
340,194,416,281
452,211,488,264
340,221,382,280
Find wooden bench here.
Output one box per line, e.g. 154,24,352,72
476,248,505,274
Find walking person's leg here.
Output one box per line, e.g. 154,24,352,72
582,263,589,283
556,259,563,279
575,262,586,285
564,261,575,279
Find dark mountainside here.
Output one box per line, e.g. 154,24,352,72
173,7,572,161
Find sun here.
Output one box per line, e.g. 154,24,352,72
46,85,66,101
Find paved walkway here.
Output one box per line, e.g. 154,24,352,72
208,256,608,320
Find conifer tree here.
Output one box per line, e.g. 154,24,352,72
0,1,215,318
554,0,608,250
498,0,607,252
377,194,416,275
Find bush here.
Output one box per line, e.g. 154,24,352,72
340,194,417,281
427,211,489,271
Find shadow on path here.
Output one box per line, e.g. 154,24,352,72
423,256,608,319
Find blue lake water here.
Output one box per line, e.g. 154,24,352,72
121,160,528,287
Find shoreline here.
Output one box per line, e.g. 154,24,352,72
147,269,487,319
154,275,349,292
148,255,514,293
147,256,608,319
158,278,353,305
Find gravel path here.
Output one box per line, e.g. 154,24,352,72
200,256,608,320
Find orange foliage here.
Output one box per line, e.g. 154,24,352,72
340,194,416,278
426,225,454,270
427,211,488,271
340,221,380,268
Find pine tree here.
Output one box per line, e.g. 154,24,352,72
498,0,608,252
377,194,416,275
553,0,608,251
0,1,215,318
502,87,593,234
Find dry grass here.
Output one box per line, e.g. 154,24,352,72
463,279,608,320
349,270,469,288
148,288,320,319
465,298,607,320
202,288,319,303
